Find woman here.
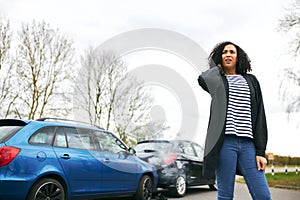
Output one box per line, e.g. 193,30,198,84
198,41,272,200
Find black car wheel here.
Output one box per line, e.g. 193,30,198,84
135,175,153,200
169,175,186,197
27,178,65,200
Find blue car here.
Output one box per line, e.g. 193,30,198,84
0,118,157,200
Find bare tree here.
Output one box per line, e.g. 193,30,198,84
113,76,168,145
76,48,167,145
278,0,300,117
0,19,11,71
279,0,300,55
0,19,18,118
76,48,127,130
15,20,75,119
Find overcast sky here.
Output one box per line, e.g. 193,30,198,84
1,0,299,157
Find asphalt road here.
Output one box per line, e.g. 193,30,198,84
97,182,300,200
165,183,300,200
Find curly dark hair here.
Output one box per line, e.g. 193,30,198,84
208,41,252,75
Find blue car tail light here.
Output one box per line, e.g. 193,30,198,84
0,146,21,167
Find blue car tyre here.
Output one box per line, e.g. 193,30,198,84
26,178,65,200
135,175,153,200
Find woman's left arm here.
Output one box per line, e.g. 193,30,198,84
251,75,268,158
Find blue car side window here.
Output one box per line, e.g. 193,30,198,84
65,127,85,149
95,131,126,154
53,127,67,148
76,128,97,150
29,126,55,146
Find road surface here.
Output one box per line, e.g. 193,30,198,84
97,182,300,199
165,183,300,200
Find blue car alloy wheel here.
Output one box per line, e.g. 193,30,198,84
26,178,65,200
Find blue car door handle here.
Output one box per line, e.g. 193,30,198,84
104,158,110,163
61,154,70,160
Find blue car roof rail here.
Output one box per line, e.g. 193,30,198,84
36,118,104,130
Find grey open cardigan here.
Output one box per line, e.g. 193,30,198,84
197,67,268,179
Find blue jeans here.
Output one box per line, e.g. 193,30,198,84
216,135,271,200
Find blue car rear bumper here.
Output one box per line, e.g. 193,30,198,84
0,179,32,199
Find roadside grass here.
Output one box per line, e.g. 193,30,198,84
236,172,300,190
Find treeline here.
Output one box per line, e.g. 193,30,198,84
0,19,167,146
268,154,300,166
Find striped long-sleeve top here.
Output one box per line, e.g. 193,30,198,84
225,75,253,138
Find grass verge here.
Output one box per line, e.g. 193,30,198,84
236,172,300,190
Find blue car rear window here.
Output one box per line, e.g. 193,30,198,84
0,126,24,143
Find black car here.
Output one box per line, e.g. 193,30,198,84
134,140,216,197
